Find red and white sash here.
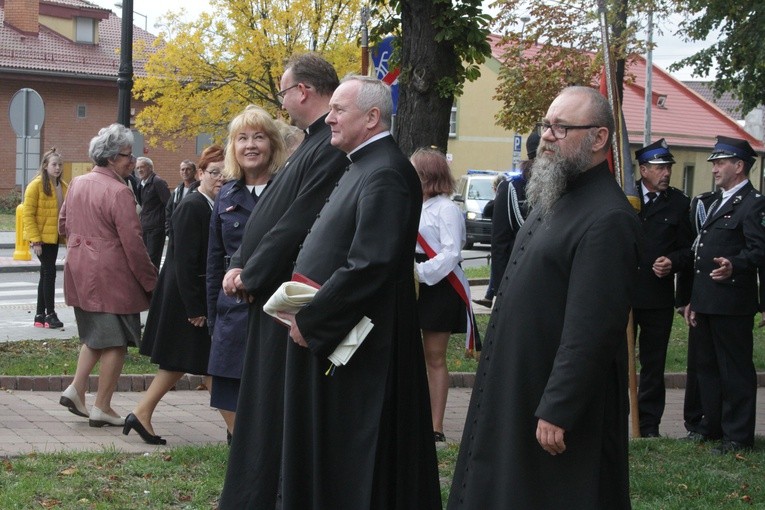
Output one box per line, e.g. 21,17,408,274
416,232,479,356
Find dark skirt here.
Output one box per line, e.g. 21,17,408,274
74,308,141,349
210,375,240,412
417,275,467,333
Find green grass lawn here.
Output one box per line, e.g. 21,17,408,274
1,438,763,508
2,311,763,376
0,212,16,231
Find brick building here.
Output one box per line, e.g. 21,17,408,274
0,0,198,195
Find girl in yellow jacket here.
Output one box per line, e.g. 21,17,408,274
23,148,68,328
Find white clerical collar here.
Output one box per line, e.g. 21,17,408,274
347,131,391,161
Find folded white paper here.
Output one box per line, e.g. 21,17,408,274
264,281,373,366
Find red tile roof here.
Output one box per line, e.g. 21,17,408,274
0,0,153,80
487,34,763,153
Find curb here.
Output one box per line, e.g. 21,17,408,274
0,262,64,274
2,372,764,392
0,373,209,393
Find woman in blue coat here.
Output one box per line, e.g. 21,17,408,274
206,106,286,440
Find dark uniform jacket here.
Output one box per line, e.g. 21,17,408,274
284,135,441,509
448,162,640,509
634,182,693,309
139,173,170,232
166,181,197,234
490,175,528,287
689,181,765,315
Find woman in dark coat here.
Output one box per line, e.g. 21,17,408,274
206,106,286,438
123,145,225,445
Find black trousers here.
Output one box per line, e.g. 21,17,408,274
683,325,704,433
36,243,59,316
694,313,757,445
633,307,673,434
143,227,166,269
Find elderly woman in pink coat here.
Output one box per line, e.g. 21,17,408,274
58,123,157,428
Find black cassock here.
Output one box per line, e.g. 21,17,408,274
280,135,442,509
219,115,348,509
448,162,640,510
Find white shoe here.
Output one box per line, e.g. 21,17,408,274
59,385,89,418
89,407,125,427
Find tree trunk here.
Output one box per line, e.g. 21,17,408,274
396,0,459,156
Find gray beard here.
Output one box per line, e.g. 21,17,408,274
526,135,594,217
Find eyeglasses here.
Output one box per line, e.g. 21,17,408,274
276,83,299,104
117,152,136,160
536,122,599,140
205,169,224,179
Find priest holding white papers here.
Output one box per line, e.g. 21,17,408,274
274,76,441,509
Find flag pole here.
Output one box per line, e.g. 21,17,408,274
597,0,641,439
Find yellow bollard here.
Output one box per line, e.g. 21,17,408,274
13,203,31,261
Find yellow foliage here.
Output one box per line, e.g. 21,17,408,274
134,0,362,149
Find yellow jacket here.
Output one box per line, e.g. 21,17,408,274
23,175,68,244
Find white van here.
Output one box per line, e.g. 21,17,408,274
452,170,498,248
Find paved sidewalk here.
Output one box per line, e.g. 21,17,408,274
2,386,764,457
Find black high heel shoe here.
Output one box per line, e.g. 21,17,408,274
123,413,167,445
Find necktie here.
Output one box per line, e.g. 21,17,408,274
644,191,657,209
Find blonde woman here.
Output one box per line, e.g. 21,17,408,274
206,106,286,442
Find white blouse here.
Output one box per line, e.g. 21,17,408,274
415,194,466,286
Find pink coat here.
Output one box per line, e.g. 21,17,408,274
59,166,157,314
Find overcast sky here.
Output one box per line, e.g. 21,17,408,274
90,0,713,81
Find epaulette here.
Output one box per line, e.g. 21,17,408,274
694,190,715,200
667,186,689,199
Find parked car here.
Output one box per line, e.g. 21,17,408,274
452,170,498,249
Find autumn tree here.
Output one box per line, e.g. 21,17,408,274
369,0,492,155
670,0,765,114
133,0,361,148
491,0,678,134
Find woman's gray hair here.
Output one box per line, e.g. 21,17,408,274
89,124,134,167
342,75,393,129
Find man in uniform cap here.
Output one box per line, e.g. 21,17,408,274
632,138,693,437
682,135,765,454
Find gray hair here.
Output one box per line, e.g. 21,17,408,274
342,75,393,129
89,124,134,167
136,157,154,171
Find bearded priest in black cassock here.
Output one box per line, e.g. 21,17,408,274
448,87,640,509
276,76,441,509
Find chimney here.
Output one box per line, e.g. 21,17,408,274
3,0,40,36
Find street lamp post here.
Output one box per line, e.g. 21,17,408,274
116,0,134,128
114,2,147,31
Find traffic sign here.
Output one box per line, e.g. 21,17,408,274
9,88,45,138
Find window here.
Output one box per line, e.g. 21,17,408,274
16,135,41,187
132,130,145,157
683,164,694,196
449,105,457,138
196,133,214,155
76,105,86,118
75,17,95,44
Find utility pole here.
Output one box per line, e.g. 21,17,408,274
116,0,134,128
644,11,653,146
360,6,370,75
